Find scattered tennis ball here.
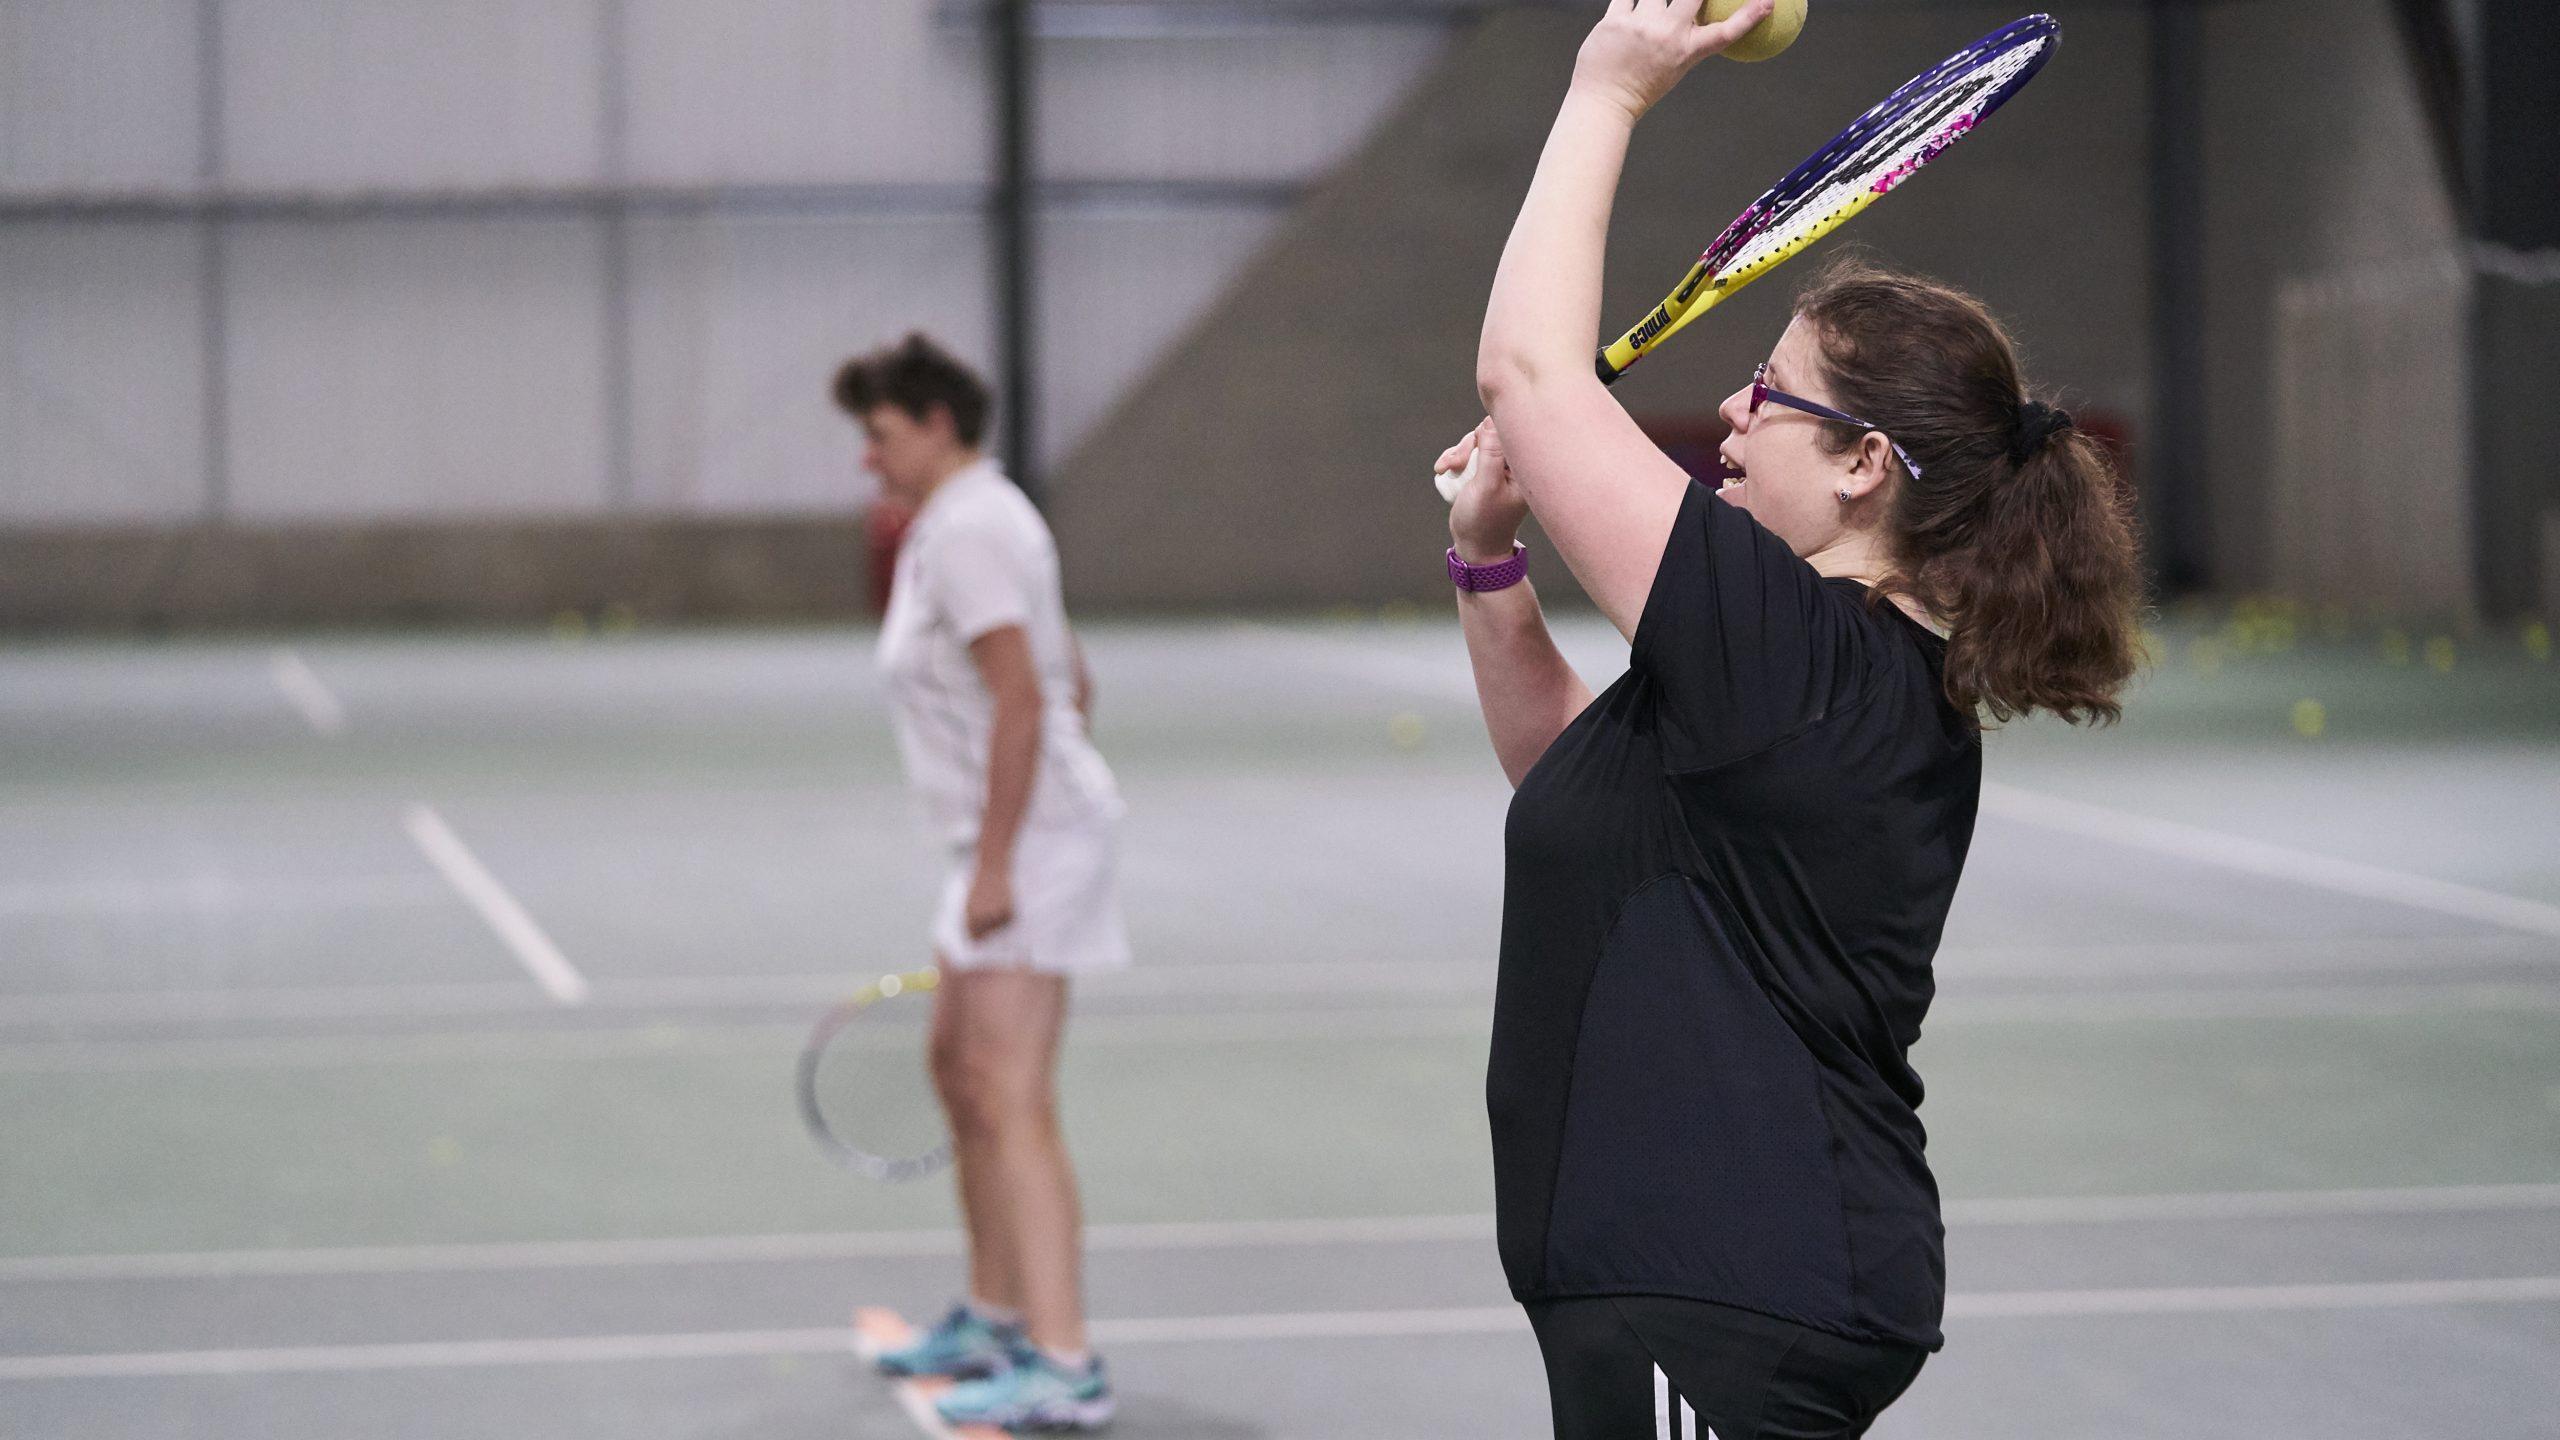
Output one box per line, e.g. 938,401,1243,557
550,609,589,644
2425,635,2456,673
2290,698,2326,740
1389,711,1428,750
1705,0,1807,62
427,1135,461,1167
599,600,639,637
2524,621,2551,663
2379,628,2411,666
1379,598,1421,625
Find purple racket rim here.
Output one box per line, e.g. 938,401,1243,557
1698,13,2060,277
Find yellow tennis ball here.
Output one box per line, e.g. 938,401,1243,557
1704,0,1806,62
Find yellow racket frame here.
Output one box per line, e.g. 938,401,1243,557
1596,187,1883,381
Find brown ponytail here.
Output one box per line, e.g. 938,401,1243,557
1792,257,2143,725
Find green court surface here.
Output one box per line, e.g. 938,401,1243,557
3,612,2556,1439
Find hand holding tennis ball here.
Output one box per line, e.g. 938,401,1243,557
1704,0,1805,62
1572,0,1780,119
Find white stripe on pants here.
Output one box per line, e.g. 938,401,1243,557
1653,1363,1709,1439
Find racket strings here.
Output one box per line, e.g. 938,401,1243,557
801,998,950,1182
1720,39,2047,281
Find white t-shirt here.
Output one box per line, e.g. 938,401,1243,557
875,460,1122,847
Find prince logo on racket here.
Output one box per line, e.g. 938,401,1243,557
1435,6,2140,1438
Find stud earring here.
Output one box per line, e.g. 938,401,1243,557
1836,487,1853,503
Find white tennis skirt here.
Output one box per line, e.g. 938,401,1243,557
932,821,1133,975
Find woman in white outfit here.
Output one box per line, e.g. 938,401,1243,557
835,334,1125,1432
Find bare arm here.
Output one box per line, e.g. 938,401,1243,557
1460,579,1596,788
1443,425,1595,788
1475,0,1769,640
1069,631,1095,724
965,624,1043,938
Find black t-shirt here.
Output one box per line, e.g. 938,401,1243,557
1486,480,1981,1351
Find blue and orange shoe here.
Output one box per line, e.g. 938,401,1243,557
872,1304,1014,1380
934,1344,1114,1432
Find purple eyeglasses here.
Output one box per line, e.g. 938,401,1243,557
1750,363,1925,480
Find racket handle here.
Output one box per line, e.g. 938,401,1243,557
1433,448,1481,505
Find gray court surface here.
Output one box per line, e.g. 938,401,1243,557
4,608,2557,1439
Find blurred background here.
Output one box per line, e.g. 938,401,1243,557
2,3,2555,1439
3,0,2551,624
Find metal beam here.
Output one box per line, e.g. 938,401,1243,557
0,180,1302,226
2145,0,2209,593
196,0,229,525
993,0,1042,501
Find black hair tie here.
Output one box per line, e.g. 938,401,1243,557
2010,399,2074,463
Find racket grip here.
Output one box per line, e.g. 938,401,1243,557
1433,448,1482,505
1594,349,1624,384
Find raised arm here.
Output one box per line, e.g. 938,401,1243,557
1475,0,1770,640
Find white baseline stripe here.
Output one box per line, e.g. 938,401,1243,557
0,1214,1497,1283
1945,1274,2560,1319
0,1327,848,1382
1982,782,2560,943
0,1007,1492,1077
9,1277,2560,1381
11,1184,2560,1284
401,805,588,1006
1239,624,2560,945
267,648,347,736
1941,1182,2560,1226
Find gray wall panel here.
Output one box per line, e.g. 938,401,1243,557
0,221,205,522
223,217,610,518
625,213,994,513
1039,204,1282,474
0,0,200,192
622,0,989,186
220,0,604,190
1040,31,1449,181
2203,0,2462,592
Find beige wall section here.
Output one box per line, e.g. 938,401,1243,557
1047,7,2152,611
2203,0,2466,603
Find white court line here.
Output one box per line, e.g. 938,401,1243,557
10,1276,2560,1381
1981,782,2560,943
1941,1182,2560,1226
0,874,446,919
267,648,348,736
10,981,2560,1074
0,1214,1495,1283
0,1327,851,1381
1943,1274,2560,1319
0,1007,1491,1076
1247,623,2560,944
11,1184,2560,1285
400,805,588,1006
7,930,2551,1031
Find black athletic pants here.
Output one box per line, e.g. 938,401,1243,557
1526,1296,1928,1440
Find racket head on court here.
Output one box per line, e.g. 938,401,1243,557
796,967,951,1183
1595,13,2061,381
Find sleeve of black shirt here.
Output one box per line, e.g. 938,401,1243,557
1630,480,1860,771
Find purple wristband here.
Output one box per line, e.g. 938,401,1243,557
1448,542,1528,593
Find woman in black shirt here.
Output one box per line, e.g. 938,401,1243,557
1441,4,2143,1437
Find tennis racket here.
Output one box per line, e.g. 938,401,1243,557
796,966,950,1183
1436,13,2060,501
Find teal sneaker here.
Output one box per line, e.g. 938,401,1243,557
873,1304,1013,1379
934,1346,1114,1432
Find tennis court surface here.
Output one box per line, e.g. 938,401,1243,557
5,609,2556,1439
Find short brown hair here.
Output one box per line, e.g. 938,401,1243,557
831,332,992,446
1793,256,2145,726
